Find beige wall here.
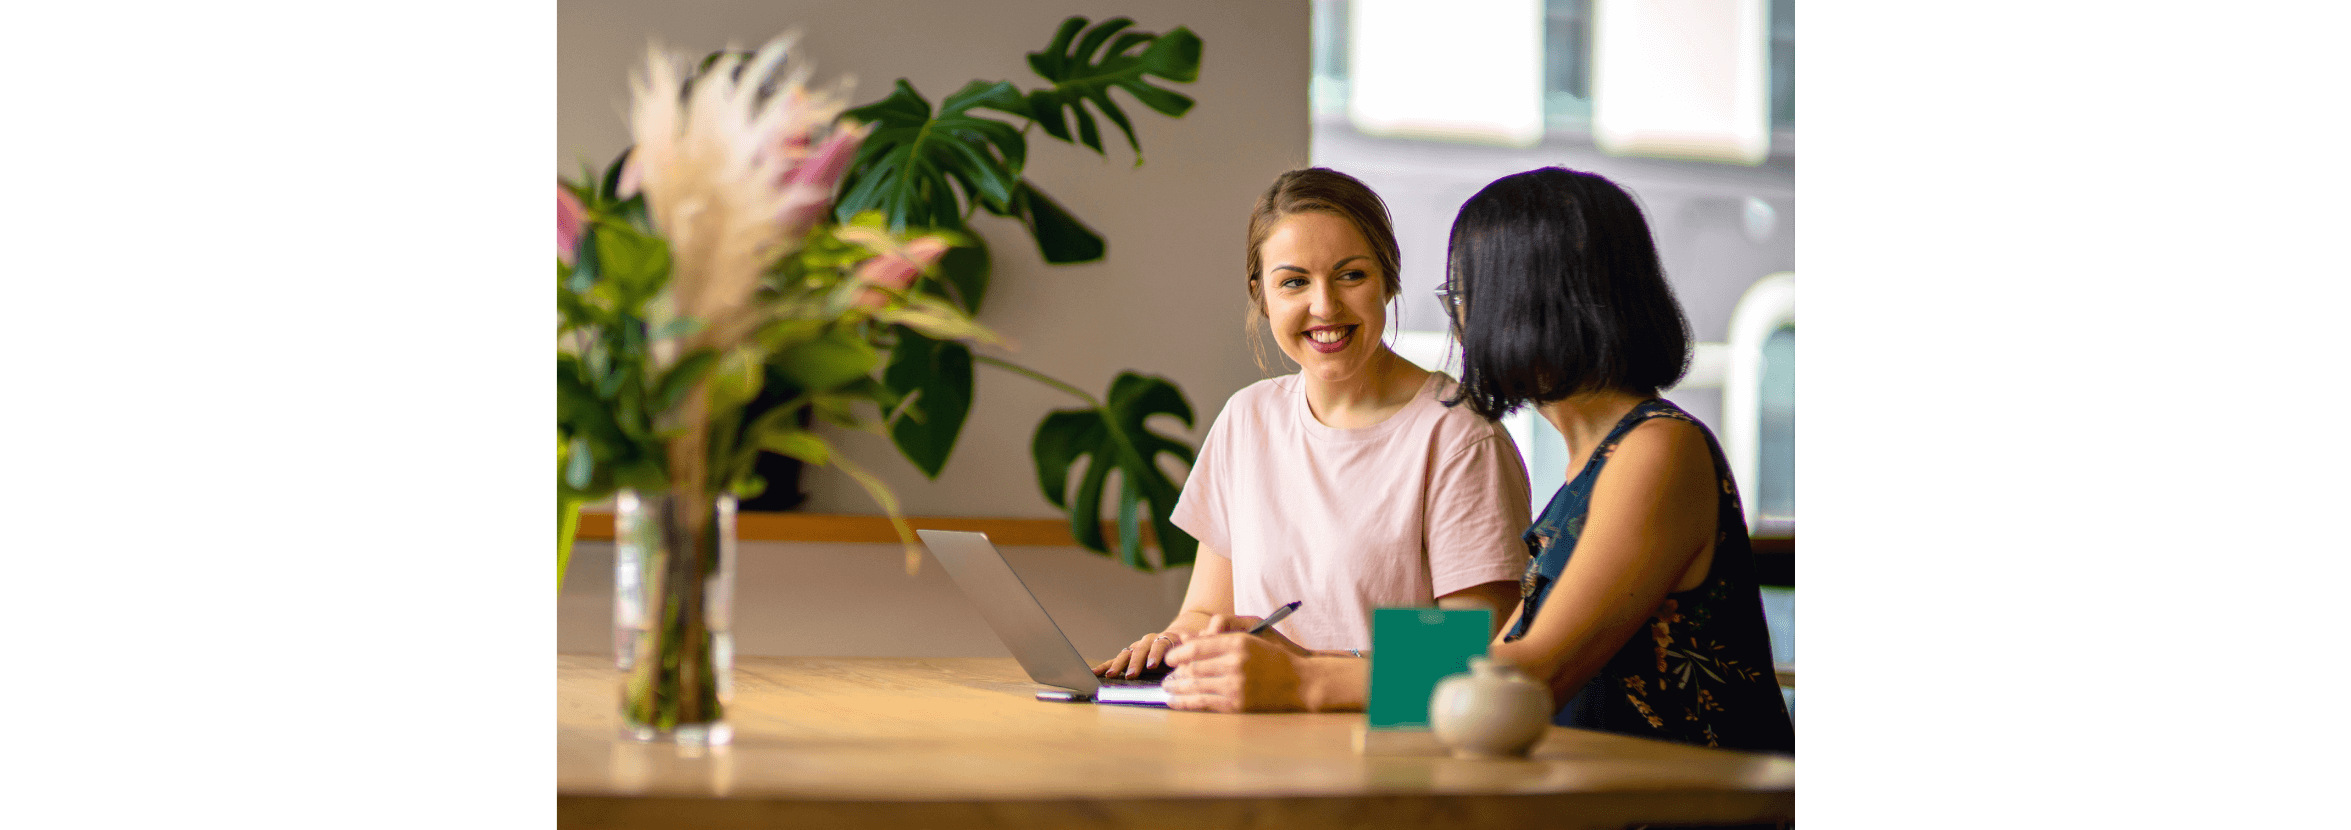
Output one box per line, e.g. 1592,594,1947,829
561,0,1311,519
559,1,1309,657
561,540,1190,658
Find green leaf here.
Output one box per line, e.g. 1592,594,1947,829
1116,475,1143,570
565,225,602,294
1011,182,1105,264
593,221,670,306
834,79,1029,231
872,296,997,344
833,145,907,222
1031,410,1101,509
930,133,1018,209
772,327,879,392
934,236,990,314
836,375,902,412
1027,17,1088,81
846,78,931,123
758,427,830,466
652,349,719,415
1134,24,1205,86
556,352,589,397
942,78,1033,128
1023,17,1204,162
755,319,826,353
558,491,581,593
563,437,595,490
1022,89,1070,144
883,330,973,478
1027,371,1198,567
809,391,879,433
704,346,765,419
557,356,638,497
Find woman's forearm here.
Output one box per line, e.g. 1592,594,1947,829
1165,609,1218,634
1300,655,1371,712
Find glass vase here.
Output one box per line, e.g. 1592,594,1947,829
612,488,737,746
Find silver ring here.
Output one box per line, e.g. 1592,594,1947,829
1120,646,1132,652
1155,635,1174,643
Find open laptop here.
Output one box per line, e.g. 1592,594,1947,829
917,529,1170,707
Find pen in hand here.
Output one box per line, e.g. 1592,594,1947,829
1247,600,1301,635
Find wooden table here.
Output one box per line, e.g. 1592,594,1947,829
558,654,1794,829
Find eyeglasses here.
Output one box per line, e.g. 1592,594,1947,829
1433,284,1462,314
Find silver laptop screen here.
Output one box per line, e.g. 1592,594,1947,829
917,529,1102,695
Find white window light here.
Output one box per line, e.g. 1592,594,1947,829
1348,0,1546,148
1390,331,1547,507
1592,0,1772,165
1399,330,1746,515
1723,271,1796,525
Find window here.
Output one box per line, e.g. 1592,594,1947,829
1317,0,1790,135
1756,323,1795,520
1723,272,1795,529
1770,0,1795,129
1543,0,1594,129
1310,0,1351,116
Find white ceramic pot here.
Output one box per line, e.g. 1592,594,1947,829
1429,657,1552,759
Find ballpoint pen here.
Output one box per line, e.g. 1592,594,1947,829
1248,600,1301,635
1131,601,1305,677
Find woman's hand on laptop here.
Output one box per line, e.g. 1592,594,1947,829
1094,628,1199,678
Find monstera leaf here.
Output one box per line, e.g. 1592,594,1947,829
882,328,974,478
829,16,1204,267
835,79,1029,231
833,77,1107,266
1005,182,1103,264
799,16,1208,575
1022,17,1202,161
1032,372,1198,568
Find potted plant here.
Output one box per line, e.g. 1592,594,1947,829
565,15,1213,579
557,35,991,743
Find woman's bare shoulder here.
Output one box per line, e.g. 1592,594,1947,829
1600,415,1715,486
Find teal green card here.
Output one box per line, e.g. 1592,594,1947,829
1366,607,1492,729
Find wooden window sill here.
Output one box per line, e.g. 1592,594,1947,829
576,512,1795,573
571,510,1126,548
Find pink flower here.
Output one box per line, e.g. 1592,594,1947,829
775,122,870,240
852,236,950,308
557,184,587,265
785,122,864,191
615,153,641,199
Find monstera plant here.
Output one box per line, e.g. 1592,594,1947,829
834,15,1206,570
836,14,1203,569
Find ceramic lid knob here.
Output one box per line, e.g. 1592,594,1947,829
1429,657,1552,760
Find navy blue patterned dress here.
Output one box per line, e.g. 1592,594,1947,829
1504,399,1794,754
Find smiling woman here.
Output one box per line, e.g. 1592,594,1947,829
1256,211,1417,426
1093,168,1530,683
1163,168,1794,760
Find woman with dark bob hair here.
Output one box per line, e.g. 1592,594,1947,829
1164,167,1794,755
1092,168,1531,681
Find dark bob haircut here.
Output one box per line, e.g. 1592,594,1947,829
1443,167,1691,420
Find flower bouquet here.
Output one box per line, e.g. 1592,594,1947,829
556,34,991,744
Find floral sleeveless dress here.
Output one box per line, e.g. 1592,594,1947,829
1503,399,1794,755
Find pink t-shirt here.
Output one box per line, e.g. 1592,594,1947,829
1169,372,1532,651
